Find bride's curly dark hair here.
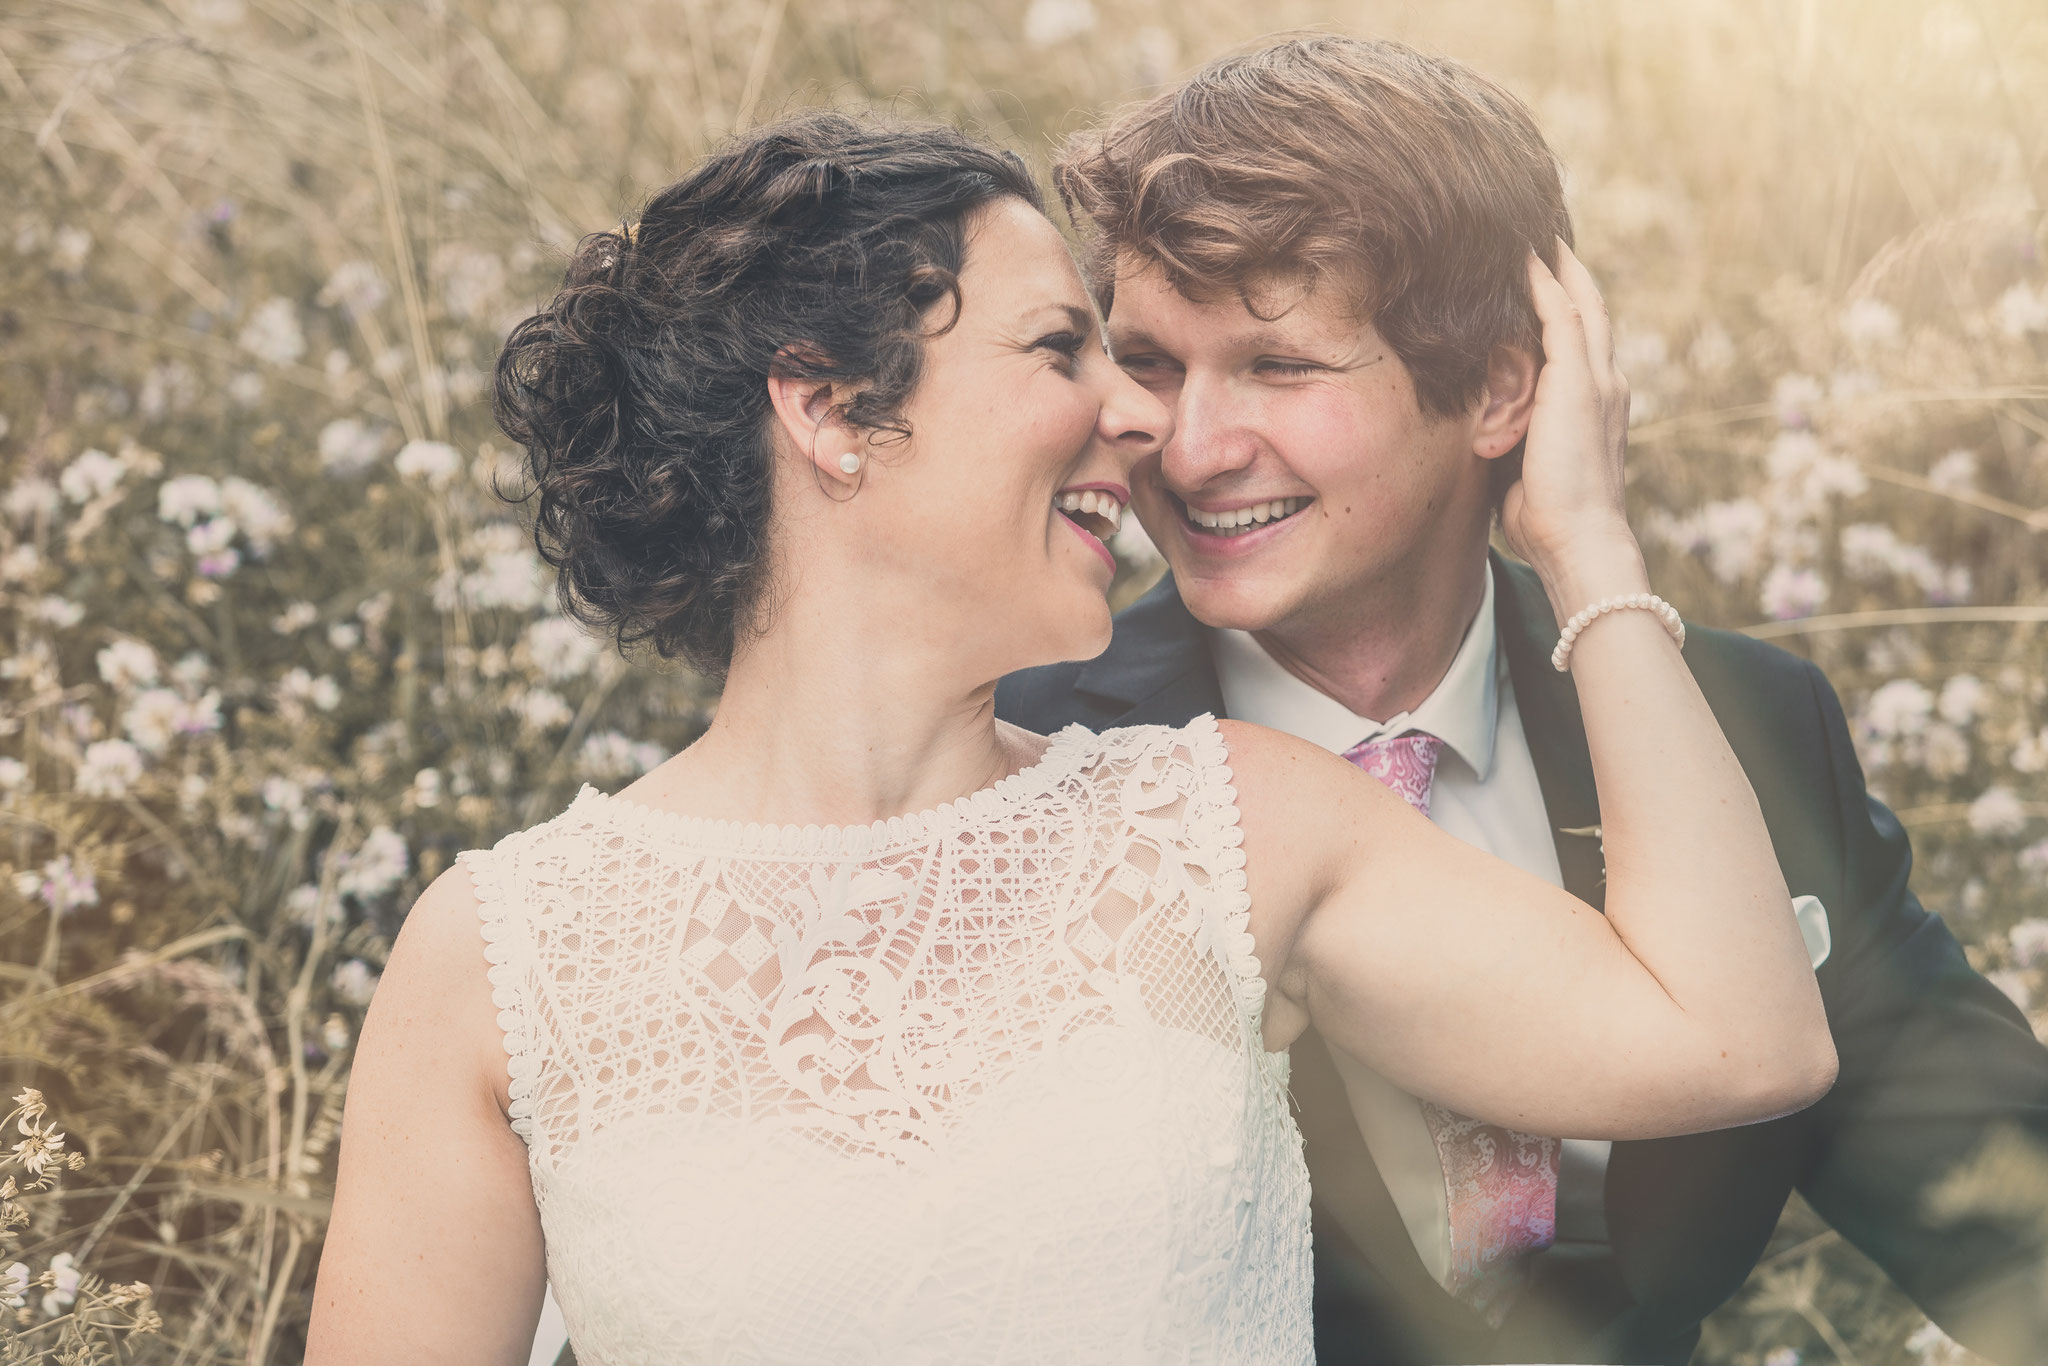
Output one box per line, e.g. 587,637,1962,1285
492,110,1040,679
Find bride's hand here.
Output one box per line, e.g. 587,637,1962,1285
1497,239,1649,621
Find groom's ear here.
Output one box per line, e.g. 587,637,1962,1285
1471,343,1539,461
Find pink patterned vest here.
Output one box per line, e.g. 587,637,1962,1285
1341,732,1560,1326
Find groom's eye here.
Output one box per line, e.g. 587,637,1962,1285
1256,358,1324,377
1116,352,1178,378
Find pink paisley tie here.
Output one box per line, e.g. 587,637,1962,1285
1340,731,1560,1325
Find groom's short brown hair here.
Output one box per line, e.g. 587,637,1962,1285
1055,34,1572,419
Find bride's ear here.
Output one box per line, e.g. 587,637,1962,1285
1472,343,1539,461
767,348,864,485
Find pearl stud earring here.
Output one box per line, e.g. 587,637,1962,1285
838,452,861,475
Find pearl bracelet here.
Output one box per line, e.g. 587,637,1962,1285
1550,592,1686,672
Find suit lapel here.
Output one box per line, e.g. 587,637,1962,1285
1491,552,1607,912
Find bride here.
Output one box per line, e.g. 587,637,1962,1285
305,111,1833,1365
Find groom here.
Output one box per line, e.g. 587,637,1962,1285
998,34,2048,1366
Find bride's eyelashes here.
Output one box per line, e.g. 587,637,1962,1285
1032,330,1089,374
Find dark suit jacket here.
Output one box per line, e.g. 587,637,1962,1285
996,552,2048,1365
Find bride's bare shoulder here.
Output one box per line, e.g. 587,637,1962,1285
368,863,514,1116
1212,717,1409,886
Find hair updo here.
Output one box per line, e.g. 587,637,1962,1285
492,110,1042,678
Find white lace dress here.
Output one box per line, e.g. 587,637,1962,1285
455,714,1312,1365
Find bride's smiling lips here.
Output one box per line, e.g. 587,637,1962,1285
1053,481,1127,573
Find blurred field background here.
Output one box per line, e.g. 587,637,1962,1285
1,0,2045,1360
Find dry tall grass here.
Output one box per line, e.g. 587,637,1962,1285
0,0,2044,1361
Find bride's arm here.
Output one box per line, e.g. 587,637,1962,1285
304,868,547,1365
1236,242,1835,1141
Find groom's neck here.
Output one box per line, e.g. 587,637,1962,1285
1246,543,1492,726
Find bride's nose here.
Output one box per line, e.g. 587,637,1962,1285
1095,360,1172,464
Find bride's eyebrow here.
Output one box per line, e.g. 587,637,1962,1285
1016,303,1096,336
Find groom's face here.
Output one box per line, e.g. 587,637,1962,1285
1107,261,1494,636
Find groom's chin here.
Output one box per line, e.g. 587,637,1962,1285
1166,560,1308,635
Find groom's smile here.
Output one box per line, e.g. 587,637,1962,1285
1109,261,1503,640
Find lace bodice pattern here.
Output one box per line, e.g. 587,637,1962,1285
455,714,1312,1365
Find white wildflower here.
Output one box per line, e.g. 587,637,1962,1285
317,418,387,477
171,652,213,690
157,474,222,527
35,854,97,916
1,1262,26,1309
1967,787,2028,838
77,738,145,799
394,439,462,489
1,544,40,582
1800,453,1869,504
1765,430,1825,481
1649,499,1767,585
286,883,342,931
524,615,603,682
272,601,318,633
275,668,342,714
408,767,443,809
227,371,266,406
328,621,361,650
186,517,236,558
1839,297,1901,348
2010,918,2048,969
1023,0,1096,47
121,687,190,754
575,730,665,782
50,226,91,273
338,826,409,903
1762,1350,1801,1366
330,958,381,1006
1936,675,1984,727
4,476,59,524
2020,841,2048,888
58,447,124,503
261,775,310,832
465,547,546,611
96,638,160,690
429,244,506,322
1920,723,1971,780
319,259,388,316
1759,564,1825,620
33,595,84,628
219,477,293,554
238,296,306,366
321,1014,352,1051
42,1252,78,1317
1861,679,1934,739
515,687,573,732
1928,449,1976,493
0,758,25,791
2015,728,2048,775
1772,373,1824,428
1995,282,2048,339
139,360,198,419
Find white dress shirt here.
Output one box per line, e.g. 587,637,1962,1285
1211,568,1614,1288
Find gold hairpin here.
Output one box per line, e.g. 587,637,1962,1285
622,220,640,245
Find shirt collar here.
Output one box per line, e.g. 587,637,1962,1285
1210,567,1502,781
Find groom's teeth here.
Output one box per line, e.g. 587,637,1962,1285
1186,497,1310,535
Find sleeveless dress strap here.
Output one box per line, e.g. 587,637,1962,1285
454,844,541,1145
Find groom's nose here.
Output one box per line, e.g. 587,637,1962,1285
1160,376,1259,493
